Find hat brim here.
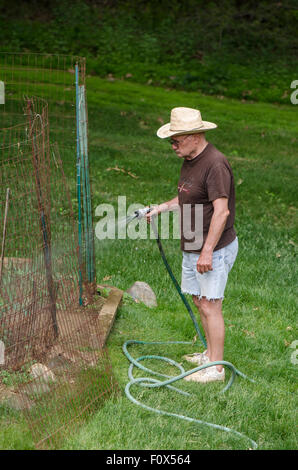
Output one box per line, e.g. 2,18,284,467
157,121,217,139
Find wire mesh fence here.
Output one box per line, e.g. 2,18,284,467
0,53,84,140
1,97,59,366
0,52,96,292
0,55,118,448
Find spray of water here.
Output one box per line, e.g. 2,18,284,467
117,214,137,231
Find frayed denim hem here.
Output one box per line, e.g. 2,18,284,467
181,290,224,302
196,294,225,302
181,289,200,297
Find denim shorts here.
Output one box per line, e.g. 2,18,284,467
181,237,238,301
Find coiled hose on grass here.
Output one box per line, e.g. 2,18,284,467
122,217,258,449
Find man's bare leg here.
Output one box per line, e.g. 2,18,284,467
192,295,211,358
197,297,225,372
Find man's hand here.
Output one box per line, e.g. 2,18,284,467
196,197,229,273
197,249,213,274
145,206,159,223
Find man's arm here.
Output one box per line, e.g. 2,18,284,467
146,196,179,222
196,197,230,274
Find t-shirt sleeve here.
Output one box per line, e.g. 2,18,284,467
206,164,231,202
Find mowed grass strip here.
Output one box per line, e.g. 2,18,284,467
0,75,297,450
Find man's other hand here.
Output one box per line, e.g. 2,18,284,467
197,250,213,273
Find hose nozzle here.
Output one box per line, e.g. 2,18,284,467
134,207,151,219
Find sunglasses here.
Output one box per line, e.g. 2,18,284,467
170,135,189,147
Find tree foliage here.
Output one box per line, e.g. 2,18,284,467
0,0,297,58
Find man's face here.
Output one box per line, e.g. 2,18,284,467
170,134,197,159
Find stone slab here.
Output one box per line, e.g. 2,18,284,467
90,287,123,348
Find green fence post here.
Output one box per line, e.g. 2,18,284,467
75,64,83,306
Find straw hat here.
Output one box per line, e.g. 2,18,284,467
157,107,217,139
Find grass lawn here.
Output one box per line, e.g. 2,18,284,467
0,74,297,450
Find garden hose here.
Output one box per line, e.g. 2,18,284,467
122,210,258,449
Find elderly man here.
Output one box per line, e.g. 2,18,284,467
147,107,238,383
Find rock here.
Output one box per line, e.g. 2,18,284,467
28,363,56,383
0,385,34,410
47,354,72,372
6,393,34,410
126,281,157,308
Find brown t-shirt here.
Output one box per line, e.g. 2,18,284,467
178,142,236,253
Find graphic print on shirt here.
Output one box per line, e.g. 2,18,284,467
178,177,193,195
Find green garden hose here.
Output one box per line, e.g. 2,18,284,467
122,214,258,449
